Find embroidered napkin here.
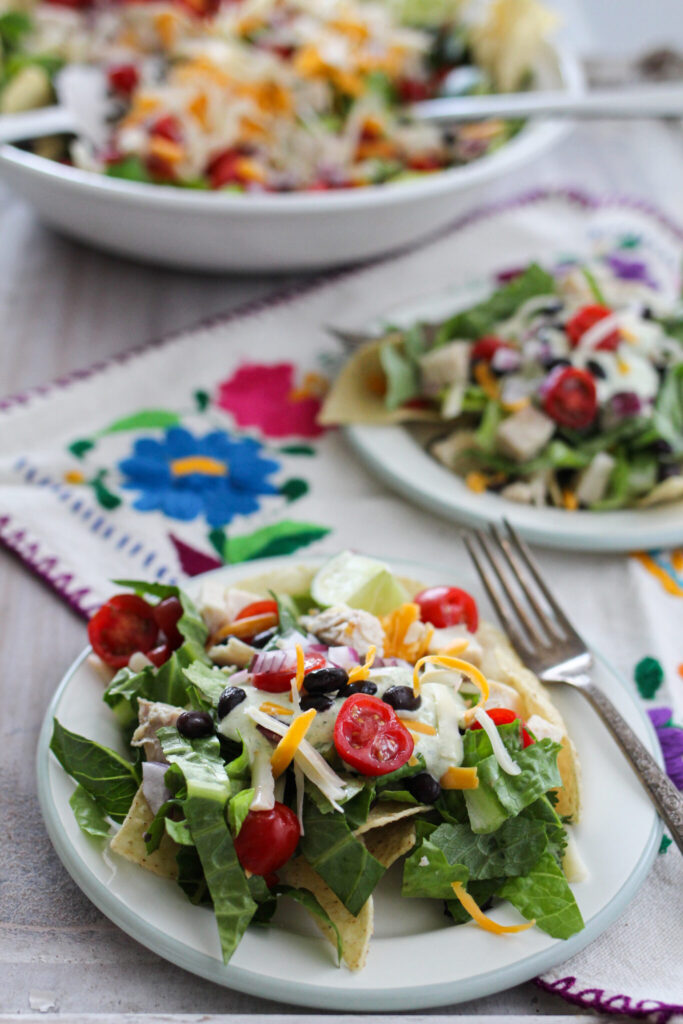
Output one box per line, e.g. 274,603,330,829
1,189,681,1018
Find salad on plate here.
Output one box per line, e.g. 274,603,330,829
320,250,683,511
50,550,585,970
0,0,555,191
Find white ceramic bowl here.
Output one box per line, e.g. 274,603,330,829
0,44,581,272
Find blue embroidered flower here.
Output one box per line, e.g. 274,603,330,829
119,427,280,527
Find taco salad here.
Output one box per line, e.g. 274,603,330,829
51,550,584,970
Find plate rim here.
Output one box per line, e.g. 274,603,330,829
36,553,662,1011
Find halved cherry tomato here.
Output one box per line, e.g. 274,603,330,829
566,304,620,352
107,63,139,96
88,594,159,668
414,586,479,632
235,600,279,622
233,803,300,875
543,365,597,430
207,148,243,189
471,336,512,363
252,651,326,693
153,595,184,650
334,694,414,776
150,115,182,143
470,707,534,748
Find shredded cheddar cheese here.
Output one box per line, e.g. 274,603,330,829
347,645,377,684
259,702,294,717
397,717,437,736
473,361,500,400
562,488,579,511
381,604,433,662
270,708,317,778
440,766,479,790
295,644,306,691
413,655,490,712
465,471,489,494
451,881,535,934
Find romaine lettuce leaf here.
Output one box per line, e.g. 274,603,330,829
275,885,343,964
499,851,584,939
104,646,196,727
68,785,111,839
427,818,548,880
227,788,254,836
299,797,385,916
466,739,563,832
50,719,140,823
402,836,469,899
379,341,420,410
445,878,504,924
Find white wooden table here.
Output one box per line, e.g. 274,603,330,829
1,8,683,1015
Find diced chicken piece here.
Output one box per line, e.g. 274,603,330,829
484,678,525,716
300,604,384,657
208,636,256,668
428,624,483,666
198,581,263,634
526,714,564,744
131,698,184,763
419,341,471,397
500,481,534,504
496,406,555,463
430,430,478,472
576,452,616,506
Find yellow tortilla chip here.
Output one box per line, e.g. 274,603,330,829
282,856,374,972
354,801,429,836
362,818,418,868
318,338,439,427
477,621,581,821
110,787,179,879
637,476,683,508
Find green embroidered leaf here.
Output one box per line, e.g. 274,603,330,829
279,444,316,456
279,478,309,503
299,797,385,916
223,520,331,563
194,390,210,412
69,785,112,839
499,851,584,939
68,439,95,459
100,409,181,435
90,471,122,510
51,719,140,823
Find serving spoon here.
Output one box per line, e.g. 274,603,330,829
1,71,682,148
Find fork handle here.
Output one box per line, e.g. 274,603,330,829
575,678,683,855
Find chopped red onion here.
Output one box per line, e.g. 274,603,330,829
141,762,171,817
229,669,250,687
251,649,293,675
604,391,643,427
491,347,521,373
327,646,360,670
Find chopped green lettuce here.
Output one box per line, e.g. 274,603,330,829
499,852,584,939
69,785,112,839
50,719,140,823
379,341,420,410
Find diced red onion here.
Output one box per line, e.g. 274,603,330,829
327,646,360,670
603,391,643,429
229,669,250,687
491,347,522,373
141,762,171,817
251,649,293,674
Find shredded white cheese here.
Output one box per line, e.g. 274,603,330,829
249,749,276,811
473,707,521,776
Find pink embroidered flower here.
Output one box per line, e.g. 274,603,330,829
216,362,327,439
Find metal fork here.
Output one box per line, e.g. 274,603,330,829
463,520,683,855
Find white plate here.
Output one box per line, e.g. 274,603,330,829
346,282,683,553
36,553,661,1010
0,46,581,272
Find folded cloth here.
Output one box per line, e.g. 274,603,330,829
1,188,681,1017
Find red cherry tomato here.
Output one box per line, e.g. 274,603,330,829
470,706,534,748
88,594,159,668
233,803,300,875
471,336,511,363
107,63,139,96
543,365,597,430
150,115,182,142
334,695,414,776
252,651,326,693
566,304,620,352
207,148,242,189
397,77,432,103
414,586,479,632
44,0,93,7
235,600,279,621
152,595,184,649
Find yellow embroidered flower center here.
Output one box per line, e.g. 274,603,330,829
170,456,227,478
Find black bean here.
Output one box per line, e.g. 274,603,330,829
652,439,673,455
217,686,247,720
382,685,422,712
304,666,349,694
300,693,335,712
535,298,564,317
406,772,442,804
177,710,214,739
586,359,606,379
658,463,681,482
545,357,571,372
642,305,654,320
338,680,378,698
250,627,278,649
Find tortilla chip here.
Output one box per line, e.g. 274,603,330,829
637,476,683,508
109,787,179,879
282,856,374,972
477,621,582,821
362,818,418,868
318,338,439,427
354,801,429,835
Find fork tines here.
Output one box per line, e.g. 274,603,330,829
462,520,582,657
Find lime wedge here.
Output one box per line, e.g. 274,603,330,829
311,552,408,615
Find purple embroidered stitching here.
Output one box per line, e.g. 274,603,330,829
535,976,683,1023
